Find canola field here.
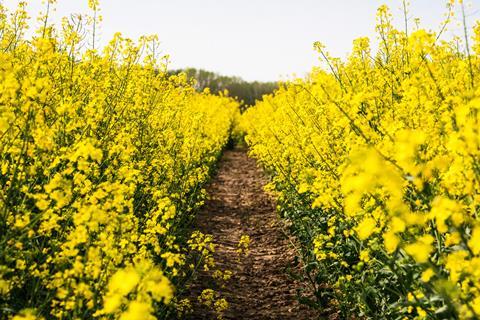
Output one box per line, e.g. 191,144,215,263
241,3,480,319
0,1,238,319
2,0,480,319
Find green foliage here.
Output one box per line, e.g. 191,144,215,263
170,68,278,108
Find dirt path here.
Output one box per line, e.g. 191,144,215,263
185,147,318,320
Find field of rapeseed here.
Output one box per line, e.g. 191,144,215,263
4,0,480,319
241,2,480,319
0,1,238,319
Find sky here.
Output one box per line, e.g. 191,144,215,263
1,0,480,82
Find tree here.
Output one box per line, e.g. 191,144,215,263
169,68,278,109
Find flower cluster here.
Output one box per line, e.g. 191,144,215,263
241,3,480,319
0,2,238,319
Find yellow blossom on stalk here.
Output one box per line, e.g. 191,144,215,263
119,300,154,320
239,2,480,316
383,230,400,254
417,307,427,318
355,217,377,240
12,310,43,320
237,234,251,256
0,1,238,318
405,235,435,263
421,268,435,282
214,298,229,319
108,268,140,296
469,225,480,255
390,216,406,233
429,197,462,233
472,296,480,316
88,0,100,10
103,294,122,313
359,250,371,263
198,289,216,307
444,232,461,247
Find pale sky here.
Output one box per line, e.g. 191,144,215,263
2,0,480,81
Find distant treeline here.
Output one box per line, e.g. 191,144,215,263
169,68,278,107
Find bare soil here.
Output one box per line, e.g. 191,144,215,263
184,147,319,320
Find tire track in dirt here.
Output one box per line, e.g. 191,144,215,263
184,147,318,320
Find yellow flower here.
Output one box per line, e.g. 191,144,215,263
237,234,251,256
445,232,461,247
103,294,122,313
421,268,435,282
12,310,43,320
383,230,400,254
390,216,406,233
119,300,154,320
416,307,427,318
468,225,480,255
355,217,377,240
88,0,100,10
405,235,435,263
108,268,140,296
472,296,480,316
359,250,371,262
214,298,228,315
